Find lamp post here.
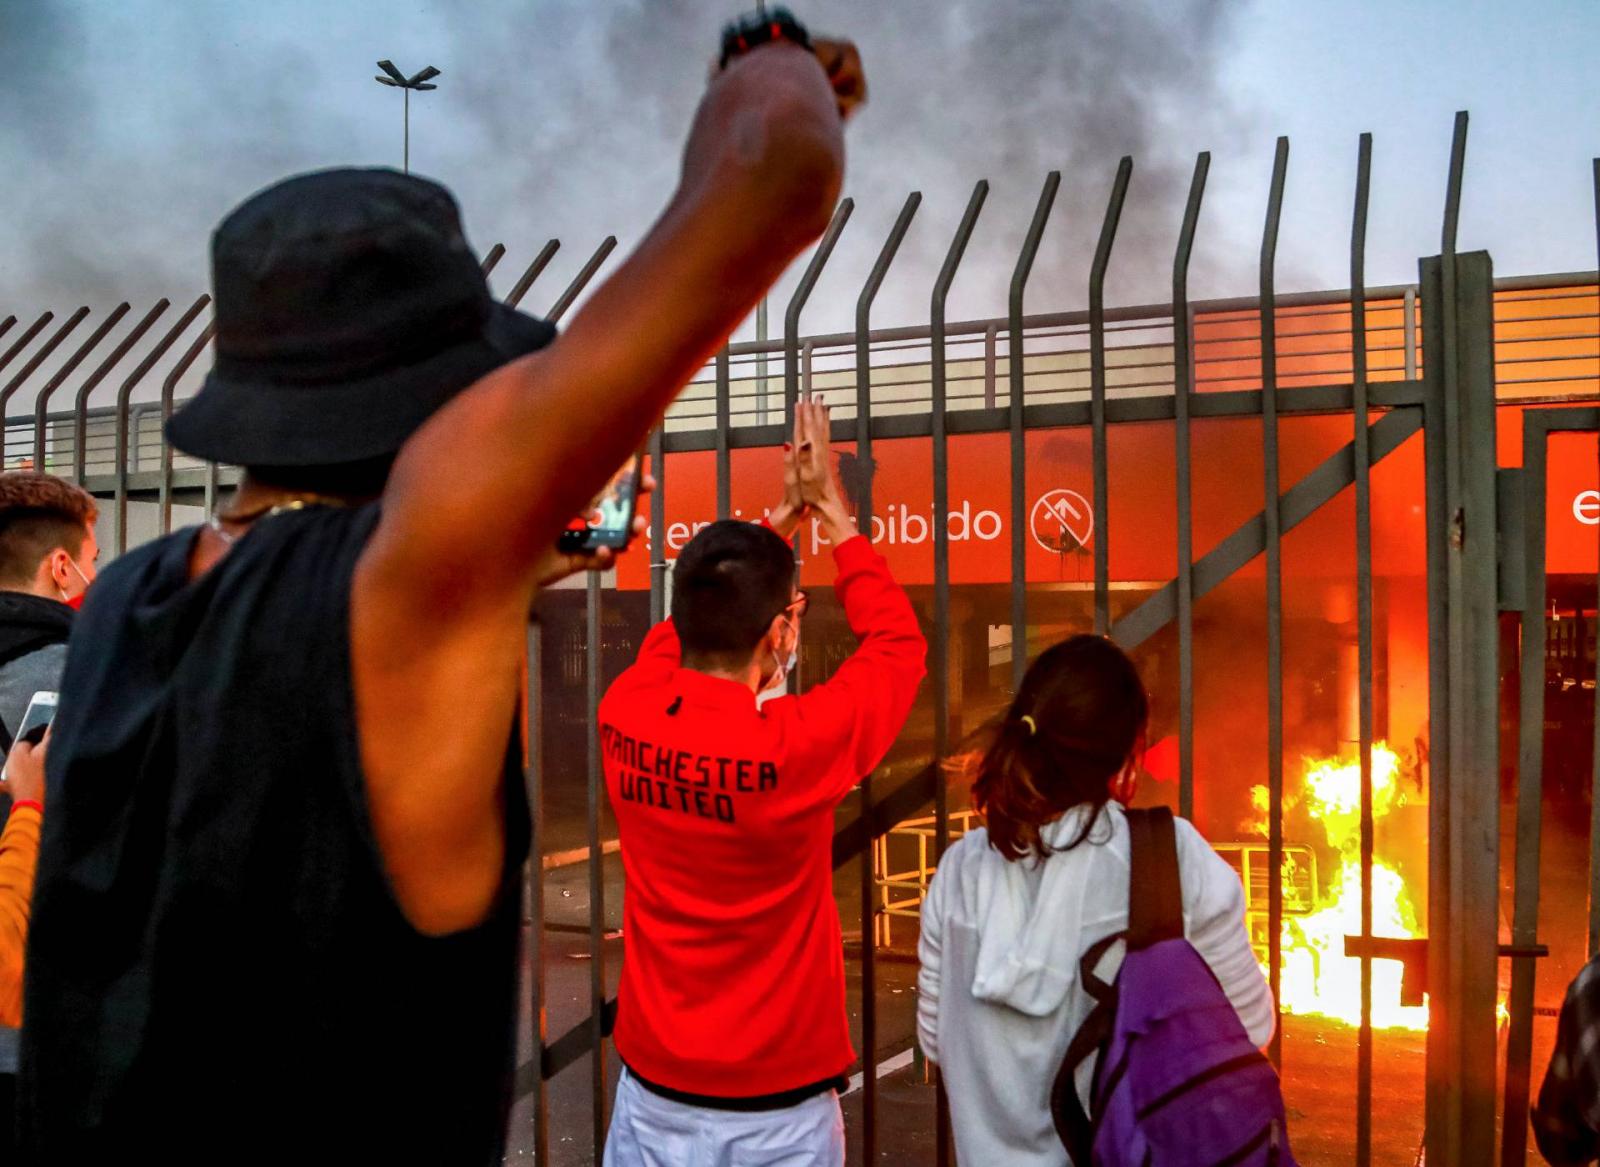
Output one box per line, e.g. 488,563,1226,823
375,59,441,174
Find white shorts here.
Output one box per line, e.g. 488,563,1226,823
603,1069,846,1167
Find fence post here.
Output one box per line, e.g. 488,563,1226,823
584,567,607,1159
929,179,988,1167
1006,173,1060,692
1590,155,1600,954
1,308,89,463
783,198,853,694
158,322,217,535
114,296,209,553
1258,136,1290,1073
32,305,130,472
549,238,616,322
1350,131,1377,1167
1088,158,1132,638
0,313,53,382
507,240,561,308
1424,108,1500,1167
1171,154,1211,822
74,300,170,482
852,190,921,1166
1437,242,1502,1167
715,347,732,517
784,201,854,428
523,619,549,1165
28,307,127,477
1404,285,1419,380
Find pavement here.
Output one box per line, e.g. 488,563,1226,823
507,778,1589,1164
516,850,1444,1166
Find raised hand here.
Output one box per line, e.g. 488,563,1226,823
765,413,809,540
794,396,853,543
812,39,867,121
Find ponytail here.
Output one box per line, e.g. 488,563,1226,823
964,635,1149,863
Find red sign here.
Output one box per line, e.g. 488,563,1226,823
615,403,1600,590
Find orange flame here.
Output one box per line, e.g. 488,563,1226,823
1252,744,1429,1031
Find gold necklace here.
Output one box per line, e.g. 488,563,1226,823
207,497,347,546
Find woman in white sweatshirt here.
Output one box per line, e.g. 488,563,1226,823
917,635,1275,1167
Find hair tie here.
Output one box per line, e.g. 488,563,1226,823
1019,714,1037,736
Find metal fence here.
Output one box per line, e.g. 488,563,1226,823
3,116,1600,1167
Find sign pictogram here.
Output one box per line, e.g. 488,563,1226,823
1031,488,1094,554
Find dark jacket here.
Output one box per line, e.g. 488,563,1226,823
0,592,72,752
1536,956,1600,1165
19,508,527,1164
0,592,71,1077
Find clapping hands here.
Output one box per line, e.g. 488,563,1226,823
766,396,853,544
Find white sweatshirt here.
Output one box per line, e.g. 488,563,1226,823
917,803,1275,1167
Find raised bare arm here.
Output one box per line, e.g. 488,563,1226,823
353,39,863,934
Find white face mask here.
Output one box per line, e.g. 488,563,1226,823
758,618,800,702
58,555,92,603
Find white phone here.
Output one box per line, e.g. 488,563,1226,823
3,690,57,782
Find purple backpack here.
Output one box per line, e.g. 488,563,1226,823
1051,808,1297,1166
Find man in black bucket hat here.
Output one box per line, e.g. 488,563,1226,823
18,30,865,1162
167,167,559,471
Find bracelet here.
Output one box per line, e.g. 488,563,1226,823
719,6,814,70
10,799,42,816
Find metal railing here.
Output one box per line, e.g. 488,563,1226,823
871,810,980,946
4,274,1595,491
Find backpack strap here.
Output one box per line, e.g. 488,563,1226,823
1125,806,1183,949
1051,808,1185,1161
1051,929,1122,1161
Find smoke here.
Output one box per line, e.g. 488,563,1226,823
1,0,1257,341
786,0,1257,324
0,2,105,305
439,0,1258,330
0,3,91,154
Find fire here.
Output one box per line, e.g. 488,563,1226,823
1251,744,1430,1031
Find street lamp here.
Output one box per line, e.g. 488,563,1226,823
374,59,441,174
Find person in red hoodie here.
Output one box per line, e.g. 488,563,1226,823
600,397,926,1165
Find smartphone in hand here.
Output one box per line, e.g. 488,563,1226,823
3,690,57,781
559,453,644,555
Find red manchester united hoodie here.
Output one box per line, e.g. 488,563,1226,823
600,533,926,1097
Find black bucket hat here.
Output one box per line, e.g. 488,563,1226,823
166,167,556,468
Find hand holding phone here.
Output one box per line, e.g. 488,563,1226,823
559,453,645,555
12,691,56,749
3,690,56,797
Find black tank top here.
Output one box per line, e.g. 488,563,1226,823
18,505,529,1163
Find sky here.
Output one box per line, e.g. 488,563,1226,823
1,0,1597,352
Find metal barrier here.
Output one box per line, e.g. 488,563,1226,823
0,115,1598,1167
871,810,980,946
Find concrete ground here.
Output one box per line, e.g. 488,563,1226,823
506,782,1590,1165
510,851,1441,1166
